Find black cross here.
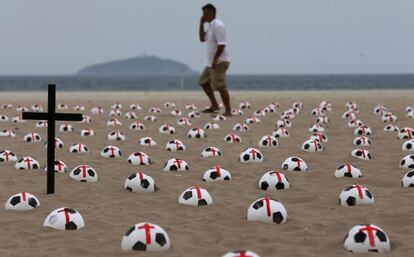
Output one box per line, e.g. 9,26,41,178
22,84,82,194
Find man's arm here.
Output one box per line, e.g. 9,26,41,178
212,44,225,68
199,17,206,42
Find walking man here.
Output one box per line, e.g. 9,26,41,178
199,3,231,116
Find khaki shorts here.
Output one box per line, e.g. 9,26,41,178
198,61,230,91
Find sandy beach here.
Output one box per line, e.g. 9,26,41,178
0,90,413,257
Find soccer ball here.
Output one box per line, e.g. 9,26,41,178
178,186,213,206
272,128,289,138
130,122,145,131
275,119,291,128
144,115,157,122
101,145,122,158
170,110,182,116
246,116,261,124
139,137,157,146
224,133,242,144
44,137,64,149
202,165,231,182
91,106,104,114
127,152,151,165
309,132,328,143
354,125,372,136
281,156,308,172
11,115,25,123
339,185,374,206
15,157,40,170
335,164,362,178
121,222,171,251
23,132,41,142
239,148,263,163
124,112,137,119
258,171,289,190
373,104,387,115
165,139,186,151
311,107,324,117
213,114,227,121
383,124,399,132
204,122,220,130
111,103,123,109
0,114,9,122
80,115,91,123
69,143,89,153
342,110,356,120
44,160,68,173
73,104,85,111
399,154,414,169
258,135,279,148
107,118,122,126
382,112,397,123
0,150,17,162
188,111,200,119
188,128,206,138
5,192,40,211
164,101,176,109
109,109,122,117
31,104,43,112
43,207,85,231
107,131,125,141
222,250,260,257
59,123,74,132
124,172,156,193
163,158,189,171
233,123,249,132
16,105,28,112
353,136,371,146
130,104,142,110
402,139,414,151
70,165,98,183
80,128,95,137
301,139,323,152
35,120,48,128
231,108,244,116
185,103,197,110
316,116,329,124
292,101,304,109
201,146,222,157
402,170,414,187
159,124,175,134
309,123,325,132
343,224,390,253
351,148,372,160
347,119,363,128
148,107,161,114
239,101,251,109
177,117,191,126
247,197,287,224
398,127,413,140
0,129,16,137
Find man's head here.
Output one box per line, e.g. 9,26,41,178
202,3,216,22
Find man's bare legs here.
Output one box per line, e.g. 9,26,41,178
219,88,232,116
201,83,219,112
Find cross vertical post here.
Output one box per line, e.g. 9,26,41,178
47,84,56,194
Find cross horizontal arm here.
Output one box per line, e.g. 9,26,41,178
22,112,49,120
22,112,83,121
54,113,83,121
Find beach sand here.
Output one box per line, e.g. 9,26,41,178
0,90,413,257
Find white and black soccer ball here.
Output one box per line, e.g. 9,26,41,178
201,146,222,157
121,223,171,251
165,139,186,151
59,123,74,132
163,158,189,171
73,104,85,111
335,163,362,178
23,132,42,143
239,148,263,163
130,121,145,131
31,104,43,112
170,110,182,116
111,103,123,109
347,119,363,128
107,118,122,126
178,186,213,206
233,123,249,132
57,103,68,110
91,106,105,114
159,124,175,134
124,172,156,193
139,137,157,146
342,110,357,120
402,139,414,152
107,131,125,141
351,148,372,160
43,207,85,230
275,119,291,128
109,109,122,117
258,171,289,191
213,114,226,121
148,107,161,114
185,103,197,110
0,129,16,137
5,192,40,211
402,170,414,187
339,185,374,206
144,115,157,122
224,133,241,144
163,101,176,109
0,150,17,162
44,160,68,173
272,128,289,138
11,115,25,123
101,145,122,158
301,139,323,152
308,123,325,133
35,120,48,128
316,116,329,124
311,107,324,117
80,128,95,137
383,124,399,132
382,112,397,123
343,224,390,253
44,137,64,149
373,104,387,115
204,122,220,130
247,197,287,224
258,135,279,148
70,165,98,182
246,116,261,124
231,108,244,116
0,114,9,122
309,132,328,143
239,101,251,109
222,250,260,257
188,111,200,119
177,117,191,126
130,103,142,110
353,136,371,147
69,143,89,153
124,112,137,119
399,154,414,169
202,165,231,182
354,125,372,136
398,127,413,140
80,115,91,123
127,152,151,165
16,105,28,112
282,156,308,172
15,157,40,170
188,128,206,138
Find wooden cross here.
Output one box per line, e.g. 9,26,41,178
22,84,82,194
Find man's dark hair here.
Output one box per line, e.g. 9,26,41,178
202,3,216,14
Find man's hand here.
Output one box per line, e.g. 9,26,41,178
200,15,207,24
212,58,218,69
199,16,207,42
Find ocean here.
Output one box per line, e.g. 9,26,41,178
0,74,413,91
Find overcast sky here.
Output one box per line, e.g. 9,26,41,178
1,0,413,75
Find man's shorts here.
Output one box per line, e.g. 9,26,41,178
198,61,230,91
